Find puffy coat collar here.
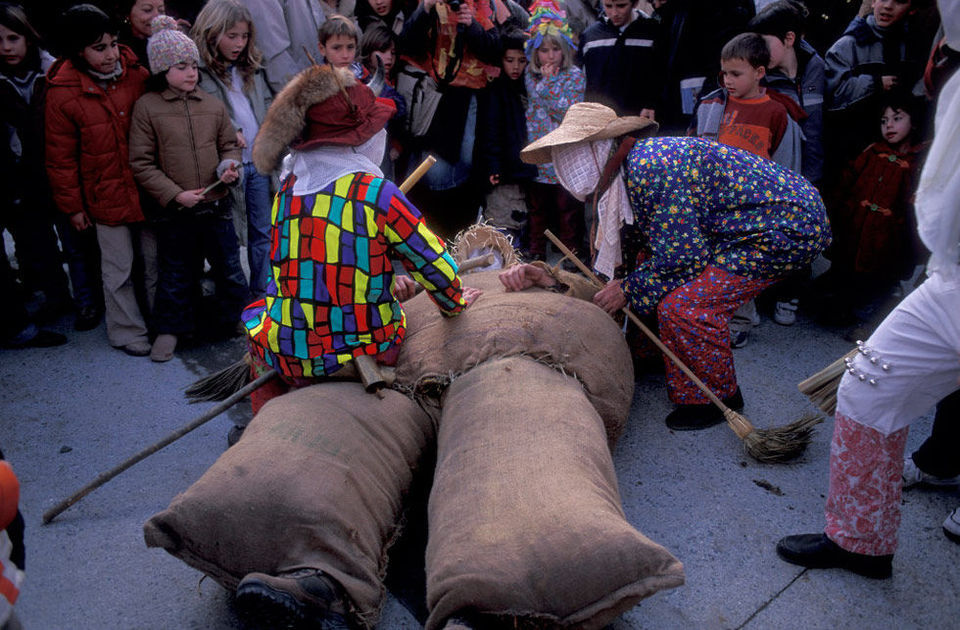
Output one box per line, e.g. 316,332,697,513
46,45,142,92
160,86,203,101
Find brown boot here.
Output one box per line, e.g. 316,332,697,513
235,569,351,629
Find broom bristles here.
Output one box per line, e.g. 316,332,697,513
184,357,253,403
743,413,824,463
798,348,857,415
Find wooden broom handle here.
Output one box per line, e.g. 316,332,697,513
545,230,731,412
400,156,437,194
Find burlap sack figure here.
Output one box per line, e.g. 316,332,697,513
426,357,685,629
145,265,683,628
397,269,633,442
144,384,436,627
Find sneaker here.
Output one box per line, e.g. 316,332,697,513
774,299,799,326
902,457,960,489
443,617,476,629
149,334,177,362
235,569,350,629
944,508,960,544
730,329,750,349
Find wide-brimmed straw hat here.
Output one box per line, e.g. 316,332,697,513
520,102,658,165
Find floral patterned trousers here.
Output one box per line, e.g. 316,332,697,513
657,265,775,405
825,413,909,556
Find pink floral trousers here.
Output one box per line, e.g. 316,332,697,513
824,413,909,556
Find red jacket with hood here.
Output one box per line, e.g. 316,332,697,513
44,45,147,226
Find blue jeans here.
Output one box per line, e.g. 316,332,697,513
243,163,272,298
413,95,477,192
152,199,248,335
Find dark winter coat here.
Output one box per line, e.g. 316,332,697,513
762,39,826,184
577,11,661,116
45,45,148,225
476,74,537,184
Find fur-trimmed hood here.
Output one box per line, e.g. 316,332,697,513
252,65,357,174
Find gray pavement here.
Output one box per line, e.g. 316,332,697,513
2,290,957,629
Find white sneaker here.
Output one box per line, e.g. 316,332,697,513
774,299,799,326
730,329,750,349
902,457,960,489
943,507,960,544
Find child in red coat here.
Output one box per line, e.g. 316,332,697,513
828,93,929,324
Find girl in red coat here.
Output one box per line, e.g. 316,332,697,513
827,93,929,325
45,4,154,356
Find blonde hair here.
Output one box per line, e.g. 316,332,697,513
191,0,263,89
528,32,573,75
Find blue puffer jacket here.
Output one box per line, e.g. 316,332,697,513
763,39,825,184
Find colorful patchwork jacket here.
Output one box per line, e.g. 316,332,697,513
242,171,466,378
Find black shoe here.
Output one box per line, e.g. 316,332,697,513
235,569,351,629
74,305,102,331
665,388,744,431
2,329,68,349
776,533,892,579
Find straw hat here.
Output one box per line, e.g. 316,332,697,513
520,102,658,165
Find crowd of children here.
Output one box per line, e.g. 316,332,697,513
0,0,950,369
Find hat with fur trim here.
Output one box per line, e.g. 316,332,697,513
252,64,395,174
146,15,199,75
520,102,658,164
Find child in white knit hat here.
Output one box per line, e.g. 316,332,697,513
129,15,247,362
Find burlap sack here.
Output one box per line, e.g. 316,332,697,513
143,383,435,628
398,269,633,442
425,357,685,630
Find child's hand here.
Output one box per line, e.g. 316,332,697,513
541,62,558,78
236,130,247,149
220,163,240,184
640,108,656,121
393,275,419,301
881,75,898,90
176,189,206,208
489,174,500,185
461,286,483,306
70,212,92,231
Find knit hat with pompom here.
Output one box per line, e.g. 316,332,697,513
146,15,199,75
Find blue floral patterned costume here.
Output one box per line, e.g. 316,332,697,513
620,137,830,403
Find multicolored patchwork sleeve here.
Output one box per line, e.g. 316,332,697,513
620,205,710,317
375,178,466,315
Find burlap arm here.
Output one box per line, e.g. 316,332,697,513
529,261,601,302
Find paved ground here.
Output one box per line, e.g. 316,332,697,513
2,271,957,629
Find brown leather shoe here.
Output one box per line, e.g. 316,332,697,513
235,569,351,629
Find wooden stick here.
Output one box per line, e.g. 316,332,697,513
42,371,276,524
544,230,753,433
401,156,437,194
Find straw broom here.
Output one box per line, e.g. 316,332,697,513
545,230,822,463
797,348,858,415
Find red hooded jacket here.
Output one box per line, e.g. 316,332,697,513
44,45,147,226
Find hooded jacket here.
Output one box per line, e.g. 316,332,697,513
762,39,825,183
44,45,147,225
